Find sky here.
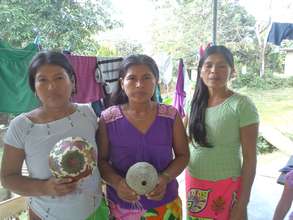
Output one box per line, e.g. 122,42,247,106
97,0,155,50
239,0,293,22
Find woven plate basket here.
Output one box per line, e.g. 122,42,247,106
49,137,96,181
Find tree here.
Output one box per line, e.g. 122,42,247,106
254,0,293,77
150,0,213,66
149,0,258,72
0,0,119,55
114,39,143,57
150,0,292,76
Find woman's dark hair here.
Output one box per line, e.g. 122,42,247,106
28,51,76,92
110,54,159,105
188,45,234,147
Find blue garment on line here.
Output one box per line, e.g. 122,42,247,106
267,22,293,46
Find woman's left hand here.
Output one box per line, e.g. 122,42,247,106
145,175,168,201
229,201,247,220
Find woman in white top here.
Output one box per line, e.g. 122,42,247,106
0,51,108,220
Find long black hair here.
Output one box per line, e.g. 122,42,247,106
188,45,234,147
110,54,159,105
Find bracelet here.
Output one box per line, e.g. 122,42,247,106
161,171,172,182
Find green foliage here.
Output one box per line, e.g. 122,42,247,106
96,45,117,57
232,73,293,90
0,0,119,55
257,136,277,154
150,0,287,77
150,0,212,66
96,39,144,57
150,0,257,68
265,46,286,74
114,40,143,57
218,1,256,43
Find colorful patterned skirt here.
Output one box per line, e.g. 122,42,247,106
109,197,182,220
185,171,241,220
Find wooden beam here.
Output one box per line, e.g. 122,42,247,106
0,196,27,219
260,125,293,155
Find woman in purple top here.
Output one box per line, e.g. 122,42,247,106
98,54,189,219
273,170,293,220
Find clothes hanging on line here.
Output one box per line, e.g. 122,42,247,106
95,57,123,108
65,54,105,104
173,58,186,118
0,40,39,114
153,54,173,85
267,22,293,46
96,57,123,95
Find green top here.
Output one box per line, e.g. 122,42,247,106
0,40,39,114
187,93,259,181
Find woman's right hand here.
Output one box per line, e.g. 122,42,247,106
115,179,140,203
44,177,78,196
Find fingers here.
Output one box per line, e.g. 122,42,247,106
54,177,74,184
146,178,167,201
47,177,78,196
146,190,165,200
146,185,165,200
117,179,140,202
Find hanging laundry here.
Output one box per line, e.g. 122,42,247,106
267,22,293,46
173,59,186,118
96,57,123,94
153,54,173,85
66,55,104,103
0,40,39,114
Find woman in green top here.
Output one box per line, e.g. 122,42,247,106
185,45,259,220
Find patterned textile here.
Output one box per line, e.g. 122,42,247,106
109,197,182,220
96,57,123,94
186,171,241,220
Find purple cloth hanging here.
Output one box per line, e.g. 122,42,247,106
66,55,104,103
173,58,186,117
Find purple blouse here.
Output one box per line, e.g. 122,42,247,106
101,104,179,209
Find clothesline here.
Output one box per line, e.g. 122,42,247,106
174,54,197,61
0,47,38,52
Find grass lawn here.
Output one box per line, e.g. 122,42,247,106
237,87,293,141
